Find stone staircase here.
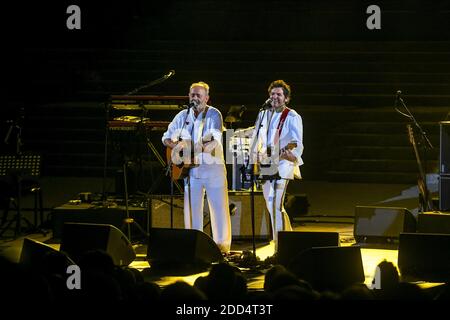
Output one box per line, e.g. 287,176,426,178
316,107,447,183
19,40,450,184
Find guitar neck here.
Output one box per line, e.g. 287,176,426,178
407,124,433,210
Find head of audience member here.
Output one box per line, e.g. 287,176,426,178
160,281,207,301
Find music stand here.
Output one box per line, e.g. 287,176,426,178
0,153,44,238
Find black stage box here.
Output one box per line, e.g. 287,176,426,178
51,203,148,240
417,212,450,234
53,191,271,241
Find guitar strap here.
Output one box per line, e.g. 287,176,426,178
197,106,209,145
270,109,291,238
196,106,209,161
274,107,291,147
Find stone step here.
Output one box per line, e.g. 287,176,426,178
326,171,419,184
340,146,439,160
333,159,439,173
333,122,441,134
331,133,438,147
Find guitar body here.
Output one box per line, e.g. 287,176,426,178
254,141,298,179
166,146,197,181
165,136,214,181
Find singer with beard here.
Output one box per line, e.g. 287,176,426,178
162,81,231,254
249,80,304,251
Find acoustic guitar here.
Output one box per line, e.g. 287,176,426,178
166,136,214,181
254,141,298,179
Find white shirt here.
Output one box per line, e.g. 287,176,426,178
162,106,226,179
250,107,304,179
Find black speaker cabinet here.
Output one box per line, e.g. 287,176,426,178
277,231,340,268
60,222,136,266
440,121,450,211
439,175,450,211
354,206,416,243
398,232,450,282
288,246,365,292
147,228,223,271
417,212,450,234
149,191,270,240
20,238,75,270
284,193,310,219
440,121,450,174
52,203,148,240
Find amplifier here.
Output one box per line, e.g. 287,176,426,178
149,191,271,240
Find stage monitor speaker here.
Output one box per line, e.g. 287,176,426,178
60,223,136,266
398,232,450,282
20,238,75,270
440,121,450,174
354,206,416,243
284,193,310,219
147,228,223,271
277,231,339,268
417,212,450,234
439,175,450,211
288,246,365,292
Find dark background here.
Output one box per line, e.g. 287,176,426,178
2,0,449,192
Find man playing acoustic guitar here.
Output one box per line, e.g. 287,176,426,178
249,80,304,250
162,81,231,254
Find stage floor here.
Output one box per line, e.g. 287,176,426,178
0,178,444,294
0,220,413,292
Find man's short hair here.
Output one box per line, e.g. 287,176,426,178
268,80,291,99
190,81,210,95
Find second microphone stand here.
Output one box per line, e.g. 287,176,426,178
395,91,434,212
239,105,268,269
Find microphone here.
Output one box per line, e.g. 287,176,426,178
188,100,199,108
261,98,272,110
164,69,176,79
180,100,199,110
396,90,402,103
394,90,412,119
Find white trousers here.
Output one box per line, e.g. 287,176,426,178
262,178,292,249
184,175,231,253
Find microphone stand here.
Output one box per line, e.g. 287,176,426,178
395,92,434,211
167,104,192,228
395,94,433,150
114,70,174,239
242,104,267,269
125,71,174,96
102,102,110,203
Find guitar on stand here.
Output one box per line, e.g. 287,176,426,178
407,124,433,212
395,90,434,213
